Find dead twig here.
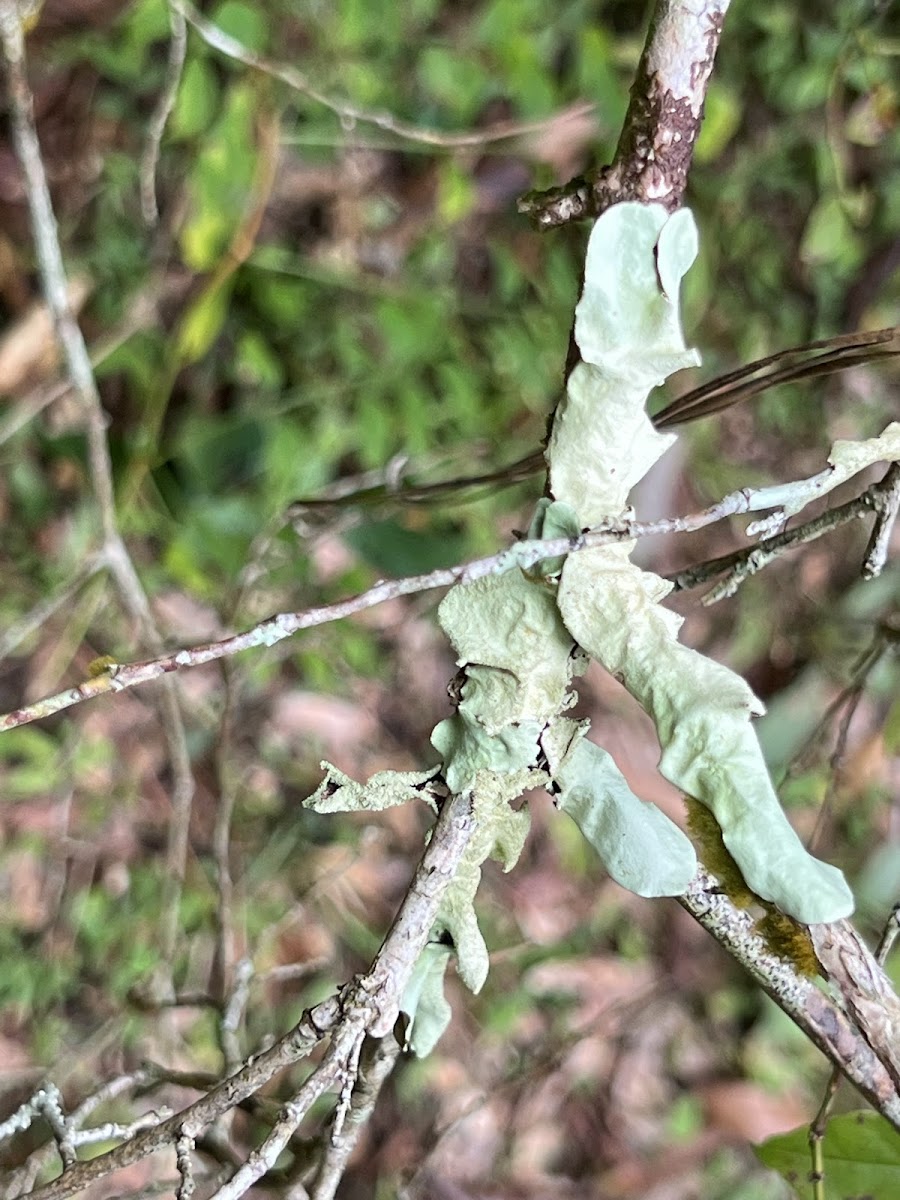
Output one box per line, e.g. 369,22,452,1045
520,0,732,224
139,0,187,224
0,0,195,984
174,0,594,151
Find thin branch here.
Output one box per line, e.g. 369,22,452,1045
783,635,884,789
0,376,69,445
804,897,900,1185
174,0,594,151
283,327,898,517
520,0,733,226
680,871,900,1127
0,552,107,661
862,461,900,578
158,678,196,961
220,958,254,1077
0,0,196,968
0,279,161,447
206,1044,341,1200
22,1006,332,1200
667,465,897,598
175,1132,196,1200
3,451,896,734
0,1071,159,1199
22,790,476,1200
311,1037,400,1200
808,917,900,1096
0,487,811,732
0,7,138,606
654,325,899,428
140,0,187,225
212,664,240,1059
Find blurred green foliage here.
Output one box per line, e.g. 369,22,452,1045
758,1111,900,1199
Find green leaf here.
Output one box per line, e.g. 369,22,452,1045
575,27,626,130
212,0,269,52
343,518,466,576
175,281,233,364
437,160,477,225
234,329,284,390
417,46,488,121
179,83,258,270
126,0,172,47
757,1112,900,1199
170,58,219,140
0,727,63,797
694,82,742,163
801,195,862,269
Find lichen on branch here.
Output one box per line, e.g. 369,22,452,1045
305,199,892,1057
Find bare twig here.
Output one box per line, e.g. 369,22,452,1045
175,1132,196,1200
667,465,898,598
0,552,107,661
0,485,820,732
814,643,885,851
311,1036,400,1200
21,1005,332,1199
158,680,196,961
0,1085,69,1155
220,957,254,1076
654,325,899,428
174,0,594,150
282,327,898,519
0,280,161,447
0,7,144,621
5,446,897,735
22,790,476,1200
212,664,241,1059
0,1073,168,1199
862,461,900,578
0,0,196,969
807,918,900,1096
0,376,69,445
784,635,883,788
520,0,732,225
330,1030,365,1145
140,0,187,225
